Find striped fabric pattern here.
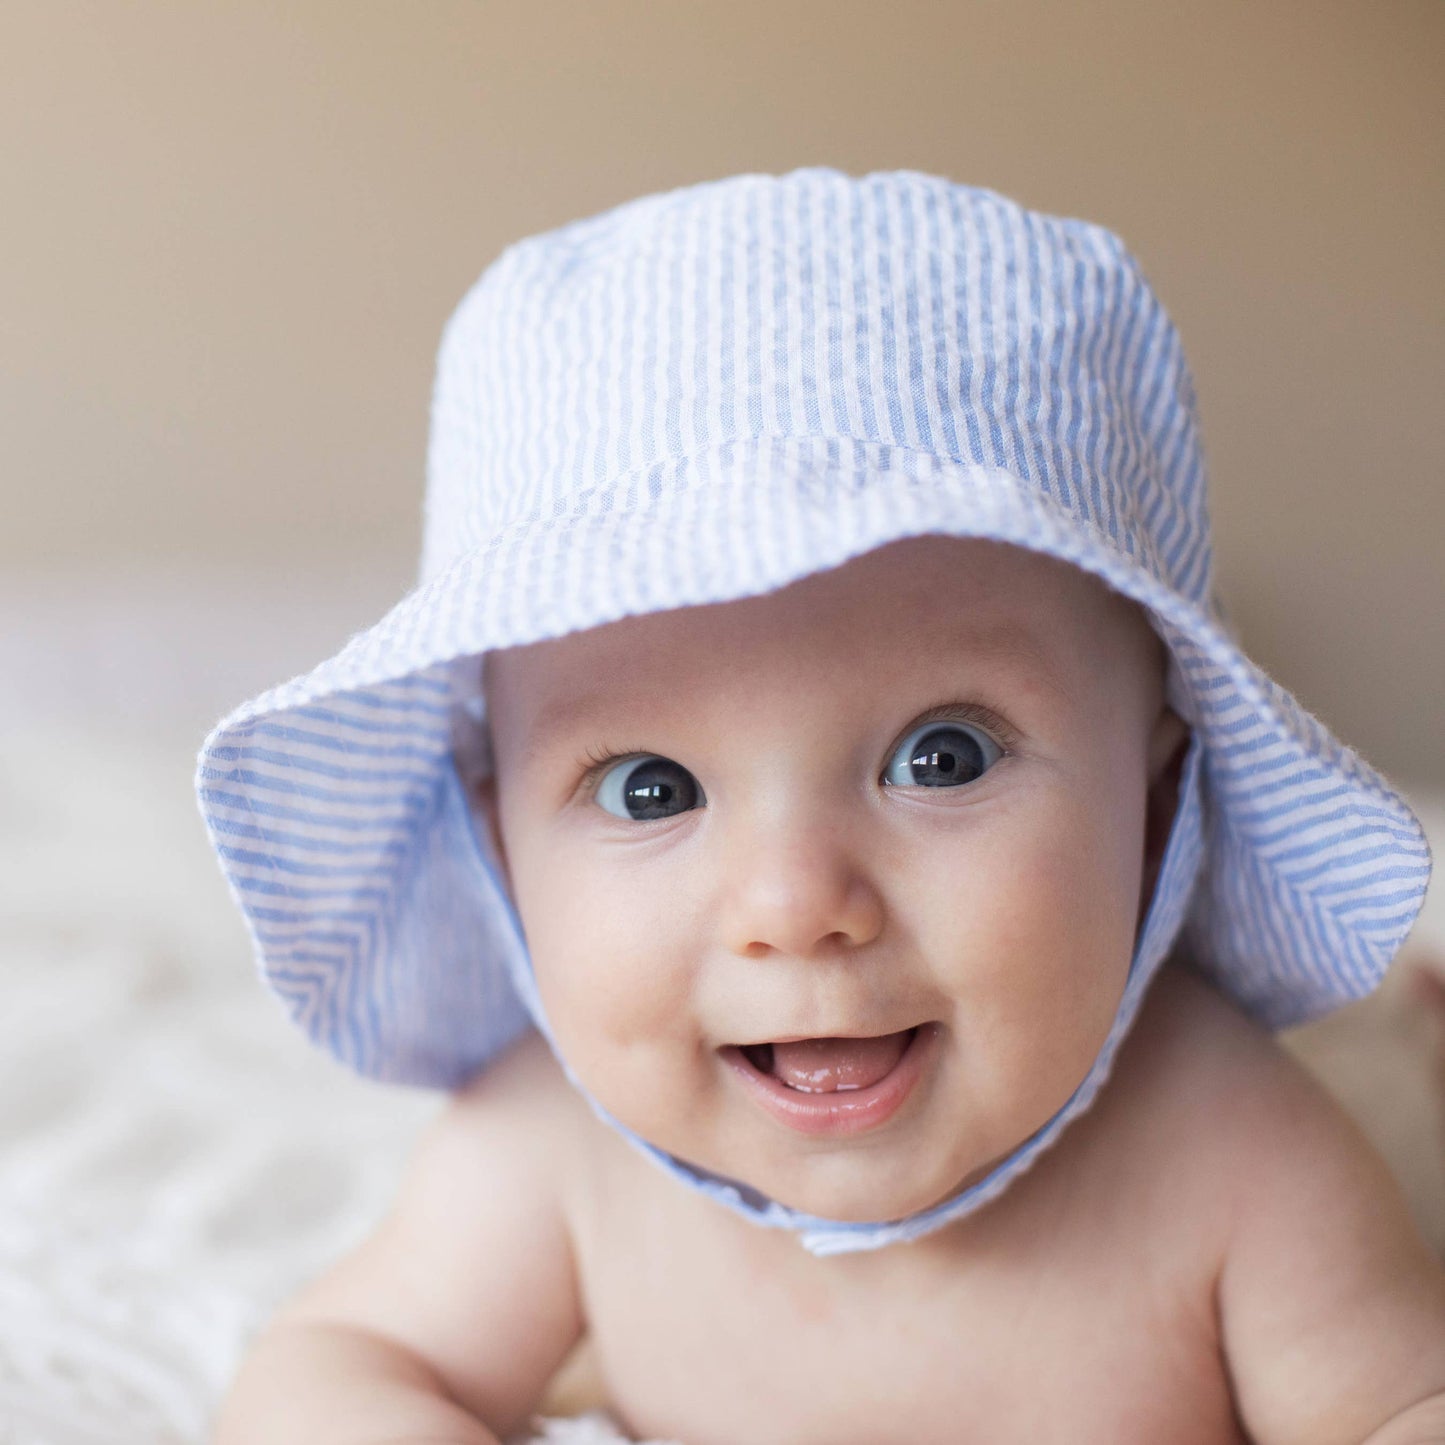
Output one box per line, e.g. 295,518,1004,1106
197,169,1429,1253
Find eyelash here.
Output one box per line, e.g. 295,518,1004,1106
576,701,1018,793
891,701,1020,760
582,741,649,775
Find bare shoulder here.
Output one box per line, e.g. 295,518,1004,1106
1112,958,1282,1109
381,1027,598,1255
443,1026,598,1169
1092,961,1310,1196
276,1029,593,1436
1107,961,1381,1177
1121,965,1445,1444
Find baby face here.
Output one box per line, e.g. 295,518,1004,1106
474,536,1186,1224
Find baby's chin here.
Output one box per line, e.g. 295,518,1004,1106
596,1085,1035,1225
775,1182,962,1226
665,1139,1005,1226
767,1156,1010,1224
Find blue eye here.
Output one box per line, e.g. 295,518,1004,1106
882,721,1002,789
595,755,704,820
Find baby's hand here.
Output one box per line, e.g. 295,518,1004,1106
212,1317,505,1444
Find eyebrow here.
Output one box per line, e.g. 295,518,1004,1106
524,691,619,748
517,617,1079,750
942,621,1080,711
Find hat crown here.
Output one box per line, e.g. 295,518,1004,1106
421,168,1211,604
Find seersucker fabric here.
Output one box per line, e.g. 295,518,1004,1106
196,168,1430,1255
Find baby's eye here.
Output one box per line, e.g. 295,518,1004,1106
595,755,704,820
882,720,1002,789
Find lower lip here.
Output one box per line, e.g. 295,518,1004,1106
719,1025,937,1138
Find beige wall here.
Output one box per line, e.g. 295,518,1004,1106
4,1,1442,783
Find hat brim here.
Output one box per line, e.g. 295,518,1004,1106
197,439,1430,1085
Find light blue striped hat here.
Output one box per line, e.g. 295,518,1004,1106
198,169,1429,1254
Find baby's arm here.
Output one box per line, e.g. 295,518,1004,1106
1216,1039,1445,1444
212,1035,586,1444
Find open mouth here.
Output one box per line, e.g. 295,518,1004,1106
738,1028,919,1094
721,1025,933,1137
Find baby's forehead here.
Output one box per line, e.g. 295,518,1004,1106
484,537,1163,729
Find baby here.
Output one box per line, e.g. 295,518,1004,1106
200,170,1445,1443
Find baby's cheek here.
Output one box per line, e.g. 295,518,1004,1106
936,802,1139,1116
517,845,699,1072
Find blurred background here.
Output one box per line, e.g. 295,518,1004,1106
1,4,1441,1442
3,0,1443,776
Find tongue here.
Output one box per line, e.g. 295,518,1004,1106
769,1031,911,1093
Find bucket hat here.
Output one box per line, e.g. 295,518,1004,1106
197,168,1429,1254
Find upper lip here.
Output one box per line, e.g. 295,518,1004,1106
726,1024,923,1048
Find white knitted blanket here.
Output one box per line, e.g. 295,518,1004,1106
0,725,664,1444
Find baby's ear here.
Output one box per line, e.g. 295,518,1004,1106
1139,708,1191,928
457,754,514,893
1147,705,1190,787
474,775,512,883
450,701,509,868
451,696,489,768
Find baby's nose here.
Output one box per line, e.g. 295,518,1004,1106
717,820,885,960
